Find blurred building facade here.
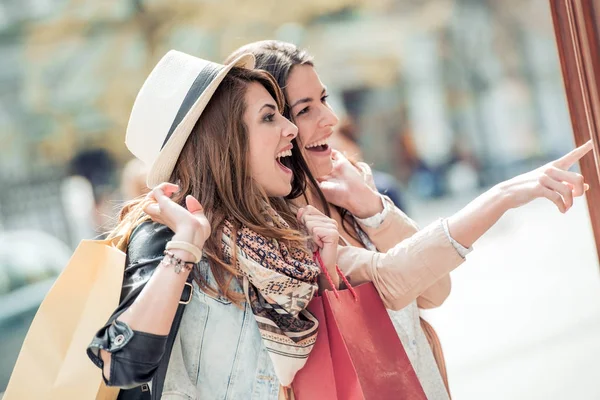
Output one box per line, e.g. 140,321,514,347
0,0,571,195
0,0,575,249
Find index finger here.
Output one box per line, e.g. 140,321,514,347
330,148,342,160
553,140,594,169
146,182,179,200
296,207,307,224
331,149,352,164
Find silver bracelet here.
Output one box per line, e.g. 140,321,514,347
355,194,391,228
161,250,196,274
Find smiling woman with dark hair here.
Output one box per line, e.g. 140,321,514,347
227,40,593,399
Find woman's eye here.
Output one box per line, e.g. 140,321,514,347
264,113,275,122
321,95,329,103
297,107,309,117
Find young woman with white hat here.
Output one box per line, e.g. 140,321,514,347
87,50,341,399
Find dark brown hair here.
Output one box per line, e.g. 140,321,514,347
111,67,312,304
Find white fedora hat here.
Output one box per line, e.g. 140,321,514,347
125,50,255,188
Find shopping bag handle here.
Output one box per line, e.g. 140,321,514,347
314,250,357,301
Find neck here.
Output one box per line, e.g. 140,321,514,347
290,184,327,214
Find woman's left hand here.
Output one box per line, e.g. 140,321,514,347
297,205,340,288
142,183,211,249
318,149,384,218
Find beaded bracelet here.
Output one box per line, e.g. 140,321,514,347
161,250,196,274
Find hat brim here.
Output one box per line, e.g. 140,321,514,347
146,53,255,188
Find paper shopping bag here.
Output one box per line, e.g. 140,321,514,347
294,250,426,400
3,236,125,400
292,295,340,400
322,282,427,400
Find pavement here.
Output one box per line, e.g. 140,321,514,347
408,192,600,400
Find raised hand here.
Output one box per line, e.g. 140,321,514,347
498,140,593,213
317,149,383,218
143,182,211,249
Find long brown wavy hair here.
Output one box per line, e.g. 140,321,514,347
110,66,312,304
226,40,361,242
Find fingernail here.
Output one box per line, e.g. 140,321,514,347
585,183,590,191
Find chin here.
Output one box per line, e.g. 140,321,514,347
267,184,292,198
312,160,334,179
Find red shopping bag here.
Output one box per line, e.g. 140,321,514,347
323,282,427,399
292,295,340,400
293,252,427,400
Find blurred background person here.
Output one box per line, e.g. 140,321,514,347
66,148,119,237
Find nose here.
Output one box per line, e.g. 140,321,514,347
282,118,298,140
318,104,339,129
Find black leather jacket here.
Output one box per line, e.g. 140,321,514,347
87,222,192,400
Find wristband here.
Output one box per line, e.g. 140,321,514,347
166,240,203,263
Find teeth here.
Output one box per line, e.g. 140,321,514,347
305,139,328,149
276,149,293,159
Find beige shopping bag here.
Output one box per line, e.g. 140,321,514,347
3,236,125,400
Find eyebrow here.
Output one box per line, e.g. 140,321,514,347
259,103,277,112
290,87,327,109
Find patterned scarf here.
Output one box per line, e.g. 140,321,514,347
220,207,322,387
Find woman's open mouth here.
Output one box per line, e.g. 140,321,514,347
305,139,331,154
276,149,293,175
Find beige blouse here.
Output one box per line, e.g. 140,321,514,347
338,199,464,311
280,199,465,398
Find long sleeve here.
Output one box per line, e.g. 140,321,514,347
87,222,187,388
356,197,453,309
338,219,464,311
